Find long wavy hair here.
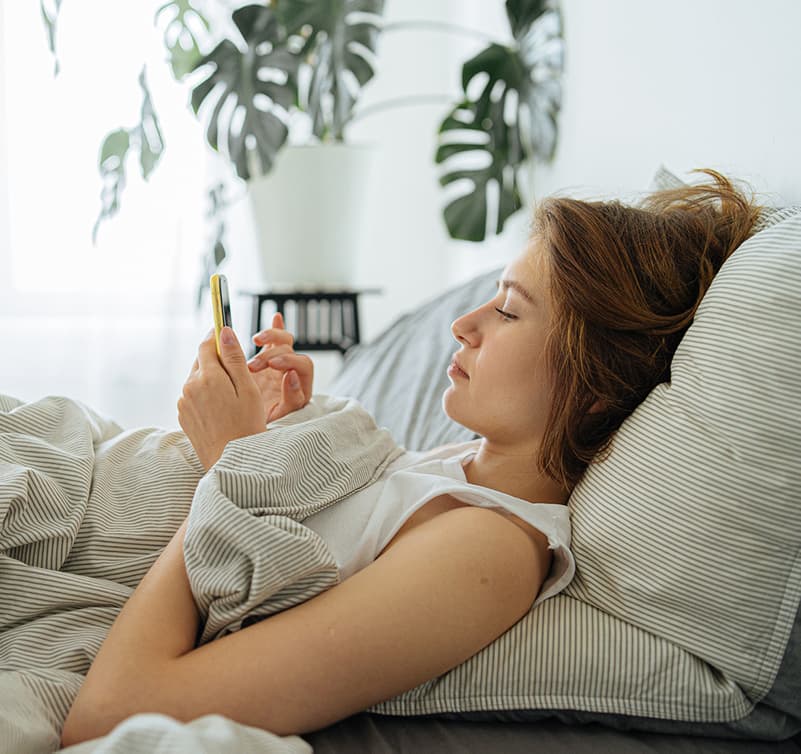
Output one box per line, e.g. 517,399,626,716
534,169,762,490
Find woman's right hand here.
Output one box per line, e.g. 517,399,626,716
247,312,314,423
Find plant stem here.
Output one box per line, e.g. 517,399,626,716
349,93,454,125
380,20,502,45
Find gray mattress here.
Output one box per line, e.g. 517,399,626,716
305,713,801,753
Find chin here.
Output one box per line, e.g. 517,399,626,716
441,385,478,435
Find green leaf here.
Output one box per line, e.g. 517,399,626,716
435,3,563,242
136,68,165,180
190,5,301,180
156,0,209,80
276,0,386,141
93,129,131,244
40,0,63,76
213,238,226,267
91,69,166,242
505,0,548,40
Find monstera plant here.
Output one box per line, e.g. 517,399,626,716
436,0,562,240
41,0,562,249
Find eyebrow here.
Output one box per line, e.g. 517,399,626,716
495,278,537,305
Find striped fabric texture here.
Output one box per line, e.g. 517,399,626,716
185,395,403,644
0,395,203,751
369,211,801,722
0,394,401,751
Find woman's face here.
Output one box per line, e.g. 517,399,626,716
443,240,555,448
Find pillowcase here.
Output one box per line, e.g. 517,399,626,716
330,191,801,739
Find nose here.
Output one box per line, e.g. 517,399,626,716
450,305,482,347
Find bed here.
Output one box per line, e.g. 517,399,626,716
1,194,800,753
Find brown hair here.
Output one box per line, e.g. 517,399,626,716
534,169,762,490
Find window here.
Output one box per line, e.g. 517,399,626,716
0,0,208,317
0,1,213,427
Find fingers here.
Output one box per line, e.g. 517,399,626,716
281,369,307,408
260,352,313,386
252,314,293,348
265,369,307,423
247,342,294,371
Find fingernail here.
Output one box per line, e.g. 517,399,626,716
289,370,300,388
221,327,235,345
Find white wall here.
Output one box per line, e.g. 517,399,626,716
534,0,801,204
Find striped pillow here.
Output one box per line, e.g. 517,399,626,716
368,205,801,738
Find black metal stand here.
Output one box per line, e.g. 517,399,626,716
241,289,380,356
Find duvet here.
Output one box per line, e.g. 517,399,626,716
0,393,402,753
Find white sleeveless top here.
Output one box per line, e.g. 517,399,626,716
302,440,575,609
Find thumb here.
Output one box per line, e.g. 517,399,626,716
219,327,249,384
281,369,306,411
286,369,301,391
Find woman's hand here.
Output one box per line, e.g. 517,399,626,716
178,327,267,471
247,312,314,423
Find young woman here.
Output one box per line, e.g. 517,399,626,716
60,170,761,746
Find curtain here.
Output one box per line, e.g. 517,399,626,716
0,1,212,430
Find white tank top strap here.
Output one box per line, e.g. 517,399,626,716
301,443,575,608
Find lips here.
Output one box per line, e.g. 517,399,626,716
449,356,469,379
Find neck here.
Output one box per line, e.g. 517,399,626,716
462,439,570,505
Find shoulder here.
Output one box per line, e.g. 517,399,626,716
377,503,552,610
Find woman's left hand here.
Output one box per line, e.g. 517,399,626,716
178,327,267,471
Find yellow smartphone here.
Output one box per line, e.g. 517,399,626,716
210,273,232,357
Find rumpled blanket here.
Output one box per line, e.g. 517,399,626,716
0,392,402,753
185,394,404,643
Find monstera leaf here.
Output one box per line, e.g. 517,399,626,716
275,0,385,141
157,0,209,80
92,68,165,243
435,0,563,241
190,4,302,181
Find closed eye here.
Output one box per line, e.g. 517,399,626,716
495,307,517,321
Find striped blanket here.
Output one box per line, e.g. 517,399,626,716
0,392,402,753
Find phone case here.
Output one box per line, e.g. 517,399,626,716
210,273,232,357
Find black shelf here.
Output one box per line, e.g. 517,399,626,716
241,289,381,356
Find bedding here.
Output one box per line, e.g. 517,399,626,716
0,393,401,751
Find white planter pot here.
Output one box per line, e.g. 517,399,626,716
246,143,374,289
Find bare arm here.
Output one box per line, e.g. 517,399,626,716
61,505,550,744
